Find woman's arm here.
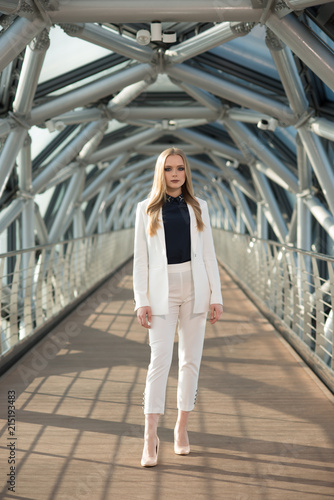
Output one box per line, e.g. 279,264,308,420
201,201,223,307
133,202,150,311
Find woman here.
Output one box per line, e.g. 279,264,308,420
133,147,223,467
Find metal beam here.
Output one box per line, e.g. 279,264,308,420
32,120,107,194
17,135,34,250
227,108,272,124
80,153,130,202
88,128,162,163
266,12,334,93
208,152,258,202
165,21,254,65
303,194,334,242
47,1,262,23
86,181,112,235
51,79,154,126
0,16,46,74
170,81,223,113
34,203,48,245
0,1,21,15
112,106,219,121
0,199,26,235
223,119,300,193
296,136,312,251
257,202,268,239
61,23,154,63
265,28,308,117
0,119,12,138
114,156,156,178
0,128,27,199
230,185,256,235
135,144,204,155
298,127,334,216
166,64,294,124
13,30,50,117
251,168,288,243
309,118,334,142
48,168,86,243
190,158,236,205
30,64,156,126
285,0,334,9
171,128,245,163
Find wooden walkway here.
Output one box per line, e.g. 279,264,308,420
1,260,334,500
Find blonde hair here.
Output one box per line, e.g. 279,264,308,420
146,147,204,236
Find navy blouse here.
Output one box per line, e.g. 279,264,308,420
162,193,191,264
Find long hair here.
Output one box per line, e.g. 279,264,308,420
146,147,204,236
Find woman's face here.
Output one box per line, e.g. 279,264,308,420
164,154,186,196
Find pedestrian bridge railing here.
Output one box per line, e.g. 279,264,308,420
0,229,134,374
1,225,333,393
213,229,334,393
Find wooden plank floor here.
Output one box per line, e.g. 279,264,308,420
1,260,334,500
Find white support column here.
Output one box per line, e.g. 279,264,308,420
309,117,334,142
135,144,204,155
0,199,26,235
48,1,262,23
0,127,27,199
285,0,334,10
34,203,48,245
208,152,258,202
86,181,112,235
112,107,218,121
112,156,156,179
224,119,300,193
165,21,254,64
251,168,288,243
266,12,334,93
231,185,256,235
257,202,268,239
171,128,245,163
171,81,223,112
166,64,294,124
88,128,162,163
303,195,334,242
73,207,85,239
265,28,309,117
298,127,334,216
30,63,156,126
0,16,46,74
81,153,130,203
0,1,20,14
48,168,86,243
17,134,34,250
61,23,154,63
13,29,50,117
296,136,312,251
32,120,107,194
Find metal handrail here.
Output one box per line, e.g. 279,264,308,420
0,229,134,368
213,229,334,392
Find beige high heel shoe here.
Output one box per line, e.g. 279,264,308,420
174,428,190,455
141,437,160,467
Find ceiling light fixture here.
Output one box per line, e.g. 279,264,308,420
136,22,176,45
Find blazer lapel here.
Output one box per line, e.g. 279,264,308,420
156,207,166,255
188,203,198,256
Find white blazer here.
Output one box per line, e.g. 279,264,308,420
133,196,223,315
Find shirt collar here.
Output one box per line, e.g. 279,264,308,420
165,193,185,204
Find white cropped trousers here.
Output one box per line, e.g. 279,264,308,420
143,260,208,414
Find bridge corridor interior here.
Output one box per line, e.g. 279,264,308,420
0,1,333,498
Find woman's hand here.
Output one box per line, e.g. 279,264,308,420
137,306,152,329
209,304,223,324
